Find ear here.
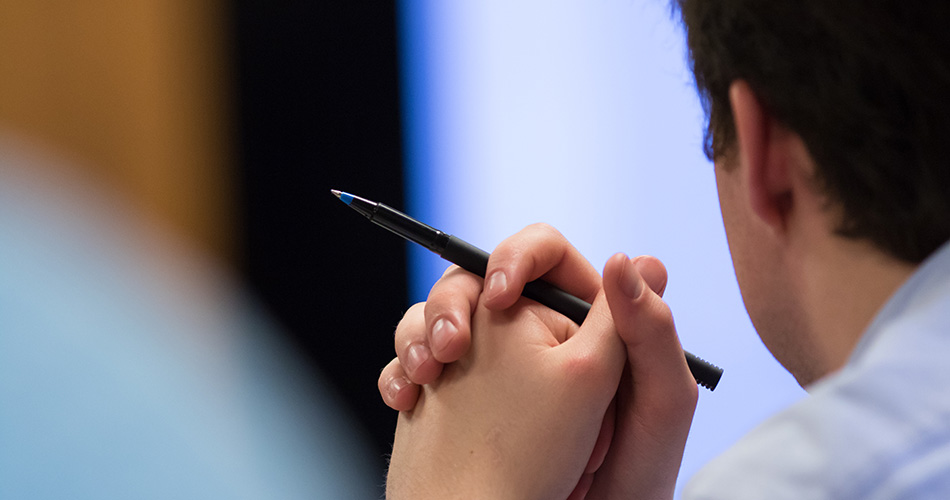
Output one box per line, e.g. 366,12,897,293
729,80,794,232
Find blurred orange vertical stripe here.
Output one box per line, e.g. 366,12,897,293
0,1,235,261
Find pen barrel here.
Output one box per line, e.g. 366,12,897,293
442,236,589,322
373,203,445,252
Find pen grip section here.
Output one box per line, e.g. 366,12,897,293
441,236,490,276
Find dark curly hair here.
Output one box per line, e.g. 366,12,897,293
675,0,950,263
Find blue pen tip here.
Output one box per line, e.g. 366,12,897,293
331,189,355,205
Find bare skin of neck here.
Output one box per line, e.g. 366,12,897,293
792,226,917,386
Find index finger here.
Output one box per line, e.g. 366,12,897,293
483,223,601,310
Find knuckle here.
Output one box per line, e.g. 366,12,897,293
506,223,568,268
505,223,562,253
522,223,566,250
425,291,473,327
559,350,608,383
438,264,462,279
653,301,676,328
403,301,426,318
683,381,700,409
398,302,426,330
619,297,676,347
426,280,461,305
429,267,480,303
394,302,427,346
525,221,560,237
635,296,675,329
656,379,699,420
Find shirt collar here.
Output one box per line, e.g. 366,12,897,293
848,239,950,364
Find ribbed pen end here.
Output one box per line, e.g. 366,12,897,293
685,352,724,391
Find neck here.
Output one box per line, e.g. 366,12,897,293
796,236,917,385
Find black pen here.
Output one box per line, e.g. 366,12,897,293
332,189,722,390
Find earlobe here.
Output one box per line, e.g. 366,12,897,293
729,81,793,233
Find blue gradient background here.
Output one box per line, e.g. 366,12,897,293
399,1,805,495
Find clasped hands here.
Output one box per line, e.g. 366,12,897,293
379,224,698,500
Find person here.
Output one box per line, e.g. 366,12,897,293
378,1,950,498
0,133,381,499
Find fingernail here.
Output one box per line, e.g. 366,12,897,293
485,270,508,300
405,343,429,373
620,256,643,299
431,317,458,355
388,375,410,401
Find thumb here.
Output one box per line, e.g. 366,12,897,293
581,254,697,499
602,253,697,408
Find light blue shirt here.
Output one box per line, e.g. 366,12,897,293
0,138,382,498
685,240,950,499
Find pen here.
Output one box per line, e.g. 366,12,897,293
332,189,723,390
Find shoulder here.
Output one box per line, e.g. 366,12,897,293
684,319,950,499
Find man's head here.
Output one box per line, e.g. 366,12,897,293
674,1,950,384
677,0,950,263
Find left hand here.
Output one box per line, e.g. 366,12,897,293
386,272,626,499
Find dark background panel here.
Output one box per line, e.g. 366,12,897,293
232,0,406,480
